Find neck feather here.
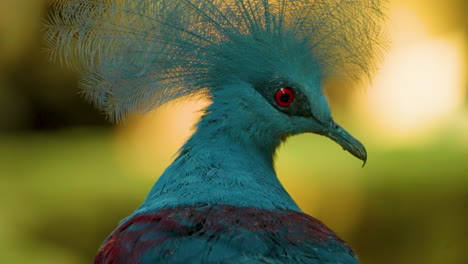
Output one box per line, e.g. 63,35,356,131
135,91,300,214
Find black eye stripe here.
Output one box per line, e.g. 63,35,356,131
253,77,314,118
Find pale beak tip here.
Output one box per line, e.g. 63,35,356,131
323,121,368,167
360,148,367,168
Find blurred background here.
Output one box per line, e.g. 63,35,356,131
0,0,466,263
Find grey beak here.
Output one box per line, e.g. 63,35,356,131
319,121,367,166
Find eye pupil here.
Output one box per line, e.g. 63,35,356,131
275,88,294,107
280,93,290,103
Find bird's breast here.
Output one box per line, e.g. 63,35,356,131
95,204,358,264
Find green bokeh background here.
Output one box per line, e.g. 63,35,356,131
0,1,467,264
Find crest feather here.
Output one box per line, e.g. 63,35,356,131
45,0,386,121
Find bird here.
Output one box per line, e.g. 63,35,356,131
46,0,385,263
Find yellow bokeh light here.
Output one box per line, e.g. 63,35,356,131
364,8,466,144
115,98,210,178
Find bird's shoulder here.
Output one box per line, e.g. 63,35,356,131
94,204,358,264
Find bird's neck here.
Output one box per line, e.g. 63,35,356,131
137,96,300,213
186,103,280,168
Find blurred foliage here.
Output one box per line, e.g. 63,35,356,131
0,1,467,264
0,130,466,264
0,0,108,131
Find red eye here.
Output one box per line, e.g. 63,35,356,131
275,88,294,107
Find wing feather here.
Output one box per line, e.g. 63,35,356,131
94,205,359,264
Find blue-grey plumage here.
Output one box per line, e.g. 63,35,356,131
46,0,385,122
46,0,386,263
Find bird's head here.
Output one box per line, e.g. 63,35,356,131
252,77,367,164
207,34,367,163
47,0,384,164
